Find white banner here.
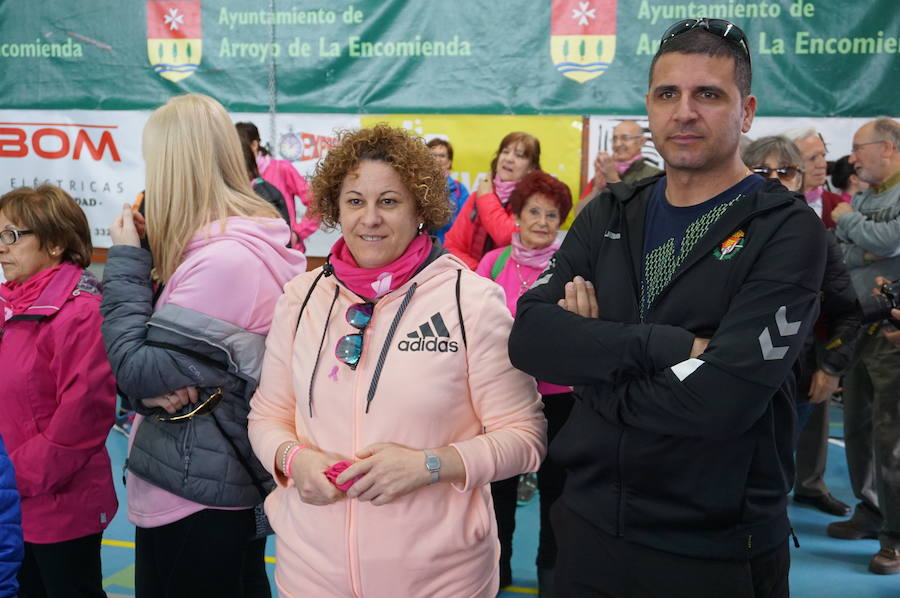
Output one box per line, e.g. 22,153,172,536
0,110,148,249
0,110,360,255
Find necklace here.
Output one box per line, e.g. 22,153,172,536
514,261,539,295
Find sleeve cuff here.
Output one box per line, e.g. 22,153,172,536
448,437,493,493
646,324,697,371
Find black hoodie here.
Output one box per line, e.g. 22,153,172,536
509,175,826,559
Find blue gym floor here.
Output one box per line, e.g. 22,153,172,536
99,404,899,597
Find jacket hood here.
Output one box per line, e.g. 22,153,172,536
187,216,306,286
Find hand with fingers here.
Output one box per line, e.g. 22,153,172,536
292,448,347,506
476,176,494,196
141,386,198,414
830,201,853,223
558,276,600,318
110,204,144,247
337,443,432,507
592,154,608,192
808,369,840,404
596,152,620,186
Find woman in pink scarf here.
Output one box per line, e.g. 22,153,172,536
475,170,573,594
248,124,546,598
445,132,541,269
0,185,117,598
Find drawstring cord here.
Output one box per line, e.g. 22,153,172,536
365,283,417,413
308,285,339,417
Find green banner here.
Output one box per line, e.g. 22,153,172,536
0,0,896,116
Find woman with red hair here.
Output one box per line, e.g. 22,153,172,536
475,170,573,593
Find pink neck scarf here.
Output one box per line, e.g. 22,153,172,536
329,234,432,299
510,232,560,270
256,154,272,176
0,264,63,321
615,155,641,175
493,175,518,205
805,186,823,204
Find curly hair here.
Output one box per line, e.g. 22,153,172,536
508,171,573,222
310,124,451,231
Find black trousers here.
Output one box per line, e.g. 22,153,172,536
134,508,270,598
552,503,790,598
491,392,574,585
18,533,106,598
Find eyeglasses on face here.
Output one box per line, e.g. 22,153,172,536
851,140,885,154
660,18,751,61
751,166,802,181
612,134,643,143
335,302,374,370
0,229,34,246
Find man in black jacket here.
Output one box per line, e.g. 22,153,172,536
509,19,827,598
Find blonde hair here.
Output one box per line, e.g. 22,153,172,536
143,94,278,282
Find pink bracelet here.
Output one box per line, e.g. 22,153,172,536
283,444,306,479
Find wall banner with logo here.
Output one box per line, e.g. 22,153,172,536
0,1,896,117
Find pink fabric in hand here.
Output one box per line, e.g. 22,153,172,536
325,461,360,492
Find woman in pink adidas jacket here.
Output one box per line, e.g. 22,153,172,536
248,124,546,598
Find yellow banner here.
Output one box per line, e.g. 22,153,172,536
361,114,583,228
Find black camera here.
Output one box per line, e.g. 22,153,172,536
858,279,900,324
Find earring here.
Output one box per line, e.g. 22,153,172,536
417,222,424,233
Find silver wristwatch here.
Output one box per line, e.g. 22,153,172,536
424,449,441,484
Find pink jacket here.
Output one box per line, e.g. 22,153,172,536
476,247,570,396
445,191,516,270
0,263,118,543
125,217,307,528
249,252,545,598
259,157,319,249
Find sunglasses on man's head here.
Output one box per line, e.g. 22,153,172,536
751,166,803,182
335,302,374,370
660,18,751,63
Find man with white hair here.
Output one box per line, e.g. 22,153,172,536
780,126,853,519
828,117,900,575
784,126,848,228
576,120,663,214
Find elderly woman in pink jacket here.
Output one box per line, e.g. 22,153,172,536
248,124,546,598
0,185,117,598
475,170,573,594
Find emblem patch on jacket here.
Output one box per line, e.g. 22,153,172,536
713,230,745,260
